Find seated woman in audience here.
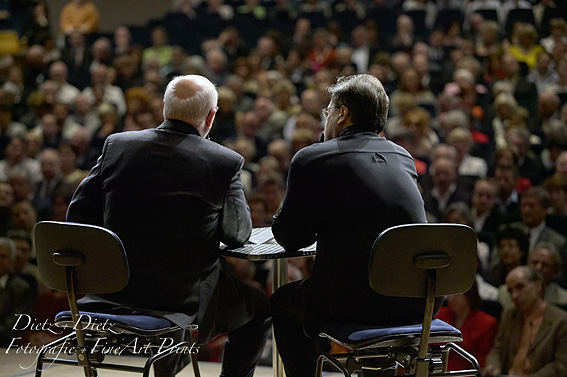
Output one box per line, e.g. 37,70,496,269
436,281,498,370
485,225,529,287
507,23,544,71
389,67,437,117
399,107,439,162
475,20,502,61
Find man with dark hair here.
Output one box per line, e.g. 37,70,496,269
510,186,567,287
270,74,429,377
484,266,567,376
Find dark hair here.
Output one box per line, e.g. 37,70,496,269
464,280,483,310
497,225,529,263
518,266,546,298
327,74,389,133
6,229,31,245
523,186,552,209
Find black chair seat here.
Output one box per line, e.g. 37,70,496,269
319,319,462,350
55,311,179,335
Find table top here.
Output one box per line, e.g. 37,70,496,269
221,227,316,260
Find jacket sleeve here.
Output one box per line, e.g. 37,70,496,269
272,156,316,252
66,139,108,226
530,314,567,377
484,311,508,373
218,156,252,248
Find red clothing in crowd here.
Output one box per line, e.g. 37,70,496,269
436,306,498,370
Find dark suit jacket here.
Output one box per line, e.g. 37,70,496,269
0,274,34,346
67,119,255,343
476,206,506,250
272,128,430,326
485,304,567,376
422,184,472,221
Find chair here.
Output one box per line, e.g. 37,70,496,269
473,9,499,23
505,8,536,38
404,10,429,39
0,29,21,56
315,223,481,377
539,6,567,37
434,8,464,30
33,221,200,377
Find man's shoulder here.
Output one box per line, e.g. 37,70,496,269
542,226,567,244
6,274,32,292
545,302,567,321
292,135,409,165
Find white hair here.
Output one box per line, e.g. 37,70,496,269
163,75,218,127
0,237,17,261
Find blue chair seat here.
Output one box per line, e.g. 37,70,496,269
55,310,179,335
319,319,462,350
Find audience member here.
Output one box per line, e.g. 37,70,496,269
484,266,567,377
499,243,567,311
423,157,472,221
486,225,529,287
471,178,504,251
32,148,72,222
59,0,100,37
436,281,498,370
512,186,566,257
543,173,567,235
48,61,80,106
0,237,34,347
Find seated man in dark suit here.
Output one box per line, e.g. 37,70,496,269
67,75,270,377
422,156,473,221
270,74,431,377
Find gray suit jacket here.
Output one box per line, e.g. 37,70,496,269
485,304,567,376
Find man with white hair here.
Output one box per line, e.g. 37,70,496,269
67,75,270,377
48,60,80,105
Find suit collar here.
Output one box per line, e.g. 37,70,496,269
158,119,201,136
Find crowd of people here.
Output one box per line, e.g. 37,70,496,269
1,0,567,374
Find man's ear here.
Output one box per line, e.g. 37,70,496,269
203,107,217,135
337,105,350,125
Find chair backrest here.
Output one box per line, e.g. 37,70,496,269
434,8,464,29
368,223,477,298
505,8,536,37
0,30,21,56
34,221,129,294
474,9,499,23
404,10,429,37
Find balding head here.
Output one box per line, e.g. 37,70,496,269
163,75,218,137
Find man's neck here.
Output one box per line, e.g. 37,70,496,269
523,298,546,319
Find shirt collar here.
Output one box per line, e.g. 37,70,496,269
158,119,201,136
0,274,8,290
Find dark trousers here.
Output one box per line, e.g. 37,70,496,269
155,302,271,377
155,267,272,377
270,279,320,377
271,280,399,377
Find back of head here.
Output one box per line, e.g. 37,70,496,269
163,75,218,129
327,74,389,133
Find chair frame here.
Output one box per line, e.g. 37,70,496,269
315,223,482,377
33,221,201,377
